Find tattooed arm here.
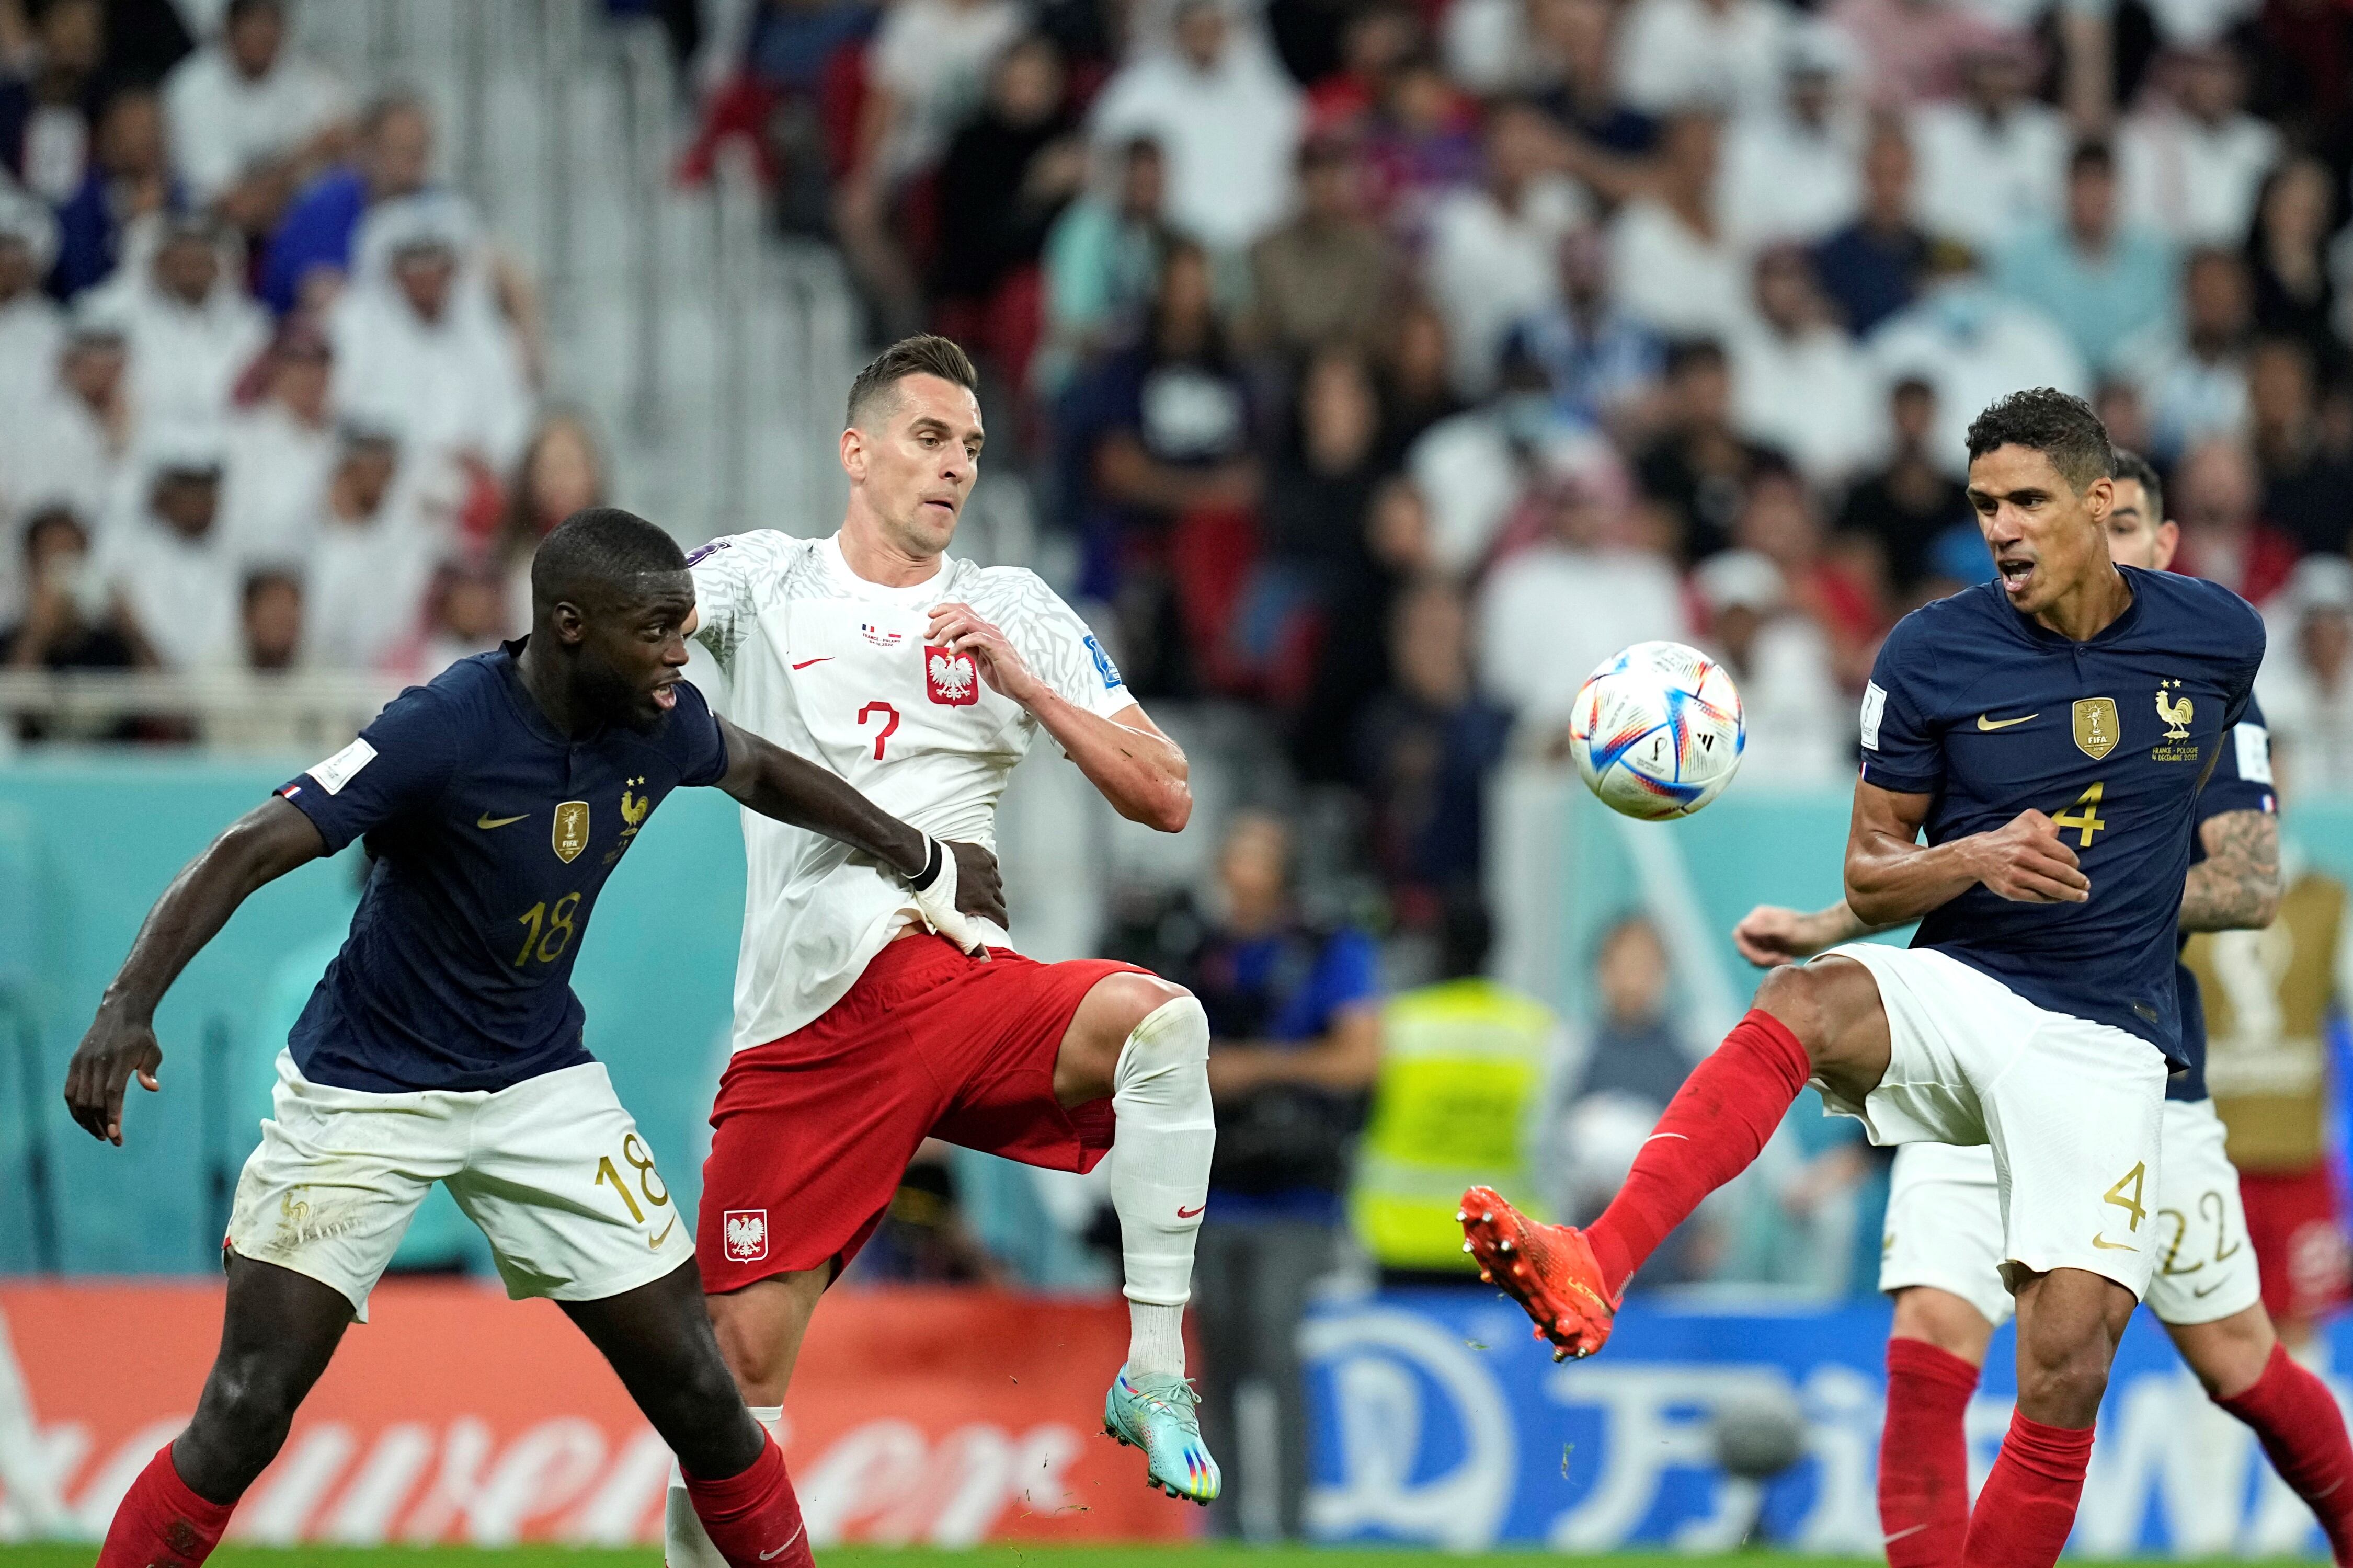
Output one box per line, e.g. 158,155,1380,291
2179,808,2282,933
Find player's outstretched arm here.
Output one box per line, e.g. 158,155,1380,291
928,602,1191,833
64,798,326,1146
2180,808,2282,933
711,714,1007,933
1731,900,1894,966
1844,780,2090,926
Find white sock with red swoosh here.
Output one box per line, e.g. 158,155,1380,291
1111,995,1214,1377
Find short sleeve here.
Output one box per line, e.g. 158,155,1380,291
2198,692,2275,825
687,534,763,670
1000,573,1135,721
1272,928,1383,1039
659,680,732,788
1857,627,1942,795
278,686,461,854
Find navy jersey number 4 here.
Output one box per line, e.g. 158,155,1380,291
1860,567,2264,1063
275,644,730,1094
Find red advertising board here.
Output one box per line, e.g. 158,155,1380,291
0,1281,1193,1546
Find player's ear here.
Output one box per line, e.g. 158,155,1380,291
550,600,587,646
840,425,865,482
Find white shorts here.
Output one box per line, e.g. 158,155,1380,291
1815,944,2167,1300
227,1051,693,1319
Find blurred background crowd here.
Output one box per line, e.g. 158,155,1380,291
10,0,2353,1540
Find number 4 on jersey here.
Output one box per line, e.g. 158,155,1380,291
2052,781,2107,848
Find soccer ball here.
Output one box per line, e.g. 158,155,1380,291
1568,640,1744,819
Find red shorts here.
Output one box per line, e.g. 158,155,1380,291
696,933,1143,1292
2240,1164,2353,1324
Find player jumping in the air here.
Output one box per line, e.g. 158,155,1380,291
1734,450,2353,1565
1460,389,2265,1568
65,509,1003,1568
663,335,1215,1566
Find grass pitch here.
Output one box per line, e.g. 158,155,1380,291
0,1549,2324,1567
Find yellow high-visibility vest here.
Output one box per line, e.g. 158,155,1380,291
1349,977,1559,1271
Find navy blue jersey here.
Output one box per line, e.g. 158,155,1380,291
1860,567,2264,1063
2171,696,2277,1101
276,644,730,1093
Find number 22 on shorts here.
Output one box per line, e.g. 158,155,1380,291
596,1132,676,1247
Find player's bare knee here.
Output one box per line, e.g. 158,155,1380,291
1751,964,1837,1061
1891,1287,1996,1366
1060,974,1194,1105
2174,1306,2275,1401
194,1361,303,1473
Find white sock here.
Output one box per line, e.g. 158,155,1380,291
1109,995,1214,1378
663,1406,786,1566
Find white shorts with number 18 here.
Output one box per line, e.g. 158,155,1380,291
1811,943,2168,1302
226,1050,691,1319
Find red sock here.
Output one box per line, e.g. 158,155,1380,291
1584,1008,1811,1292
1959,1410,2094,1568
1880,1338,1981,1568
96,1445,236,1567
683,1435,812,1568
2220,1341,2353,1564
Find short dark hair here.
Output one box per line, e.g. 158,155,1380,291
1663,337,1727,378
1964,387,2113,493
844,334,979,430
20,504,85,561
2069,138,2114,177
242,567,302,610
530,507,686,614
2111,447,2164,522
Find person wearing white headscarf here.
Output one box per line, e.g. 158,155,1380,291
96,212,270,426
0,185,65,424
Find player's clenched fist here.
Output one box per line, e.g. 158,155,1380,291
928,602,1042,706
63,1009,163,1146
1968,808,2091,903
1734,905,1824,967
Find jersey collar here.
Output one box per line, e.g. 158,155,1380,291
2001,564,2145,649
821,533,952,608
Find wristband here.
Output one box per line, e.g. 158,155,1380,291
910,836,944,892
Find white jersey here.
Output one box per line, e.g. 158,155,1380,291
690,531,1134,1050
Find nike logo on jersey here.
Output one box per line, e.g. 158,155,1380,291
1176,1203,1205,1219
476,812,529,829
1976,712,2039,731
2090,1234,2137,1251
791,657,832,669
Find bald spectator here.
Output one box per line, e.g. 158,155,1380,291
1909,39,2068,255
2115,246,2254,460
162,0,350,223
106,212,269,426
1993,140,2177,377
2117,45,2279,249
1729,245,1879,485
1427,101,1591,397
0,185,61,420
1810,117,1932,336
260,89,433,315
1088,0,1304,255
2173,437,2298,604
51,86,174,296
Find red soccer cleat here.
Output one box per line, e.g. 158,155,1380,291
1458,1185,1620,1361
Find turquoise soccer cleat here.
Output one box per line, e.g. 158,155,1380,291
1103,1365,1221,1505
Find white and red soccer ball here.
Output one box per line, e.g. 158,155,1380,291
1568,640,1745,820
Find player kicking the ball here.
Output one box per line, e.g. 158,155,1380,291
664,335,1216,1566
1737,450,2353,1565
65,509,1003,1568
1461,390,2265,1567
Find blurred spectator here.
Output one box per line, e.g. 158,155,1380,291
1734,460,1880,653
236,565,300,671
0,0,104,203
1373,296,1462,460
1242,134,1395,358
2116,43,2280,248
260,88,432,316
1293,4,1417,131
161,0,350,226
1604,109,1749,342
1089,0,1305,254
1728,244,1879,486
1718,22,1863,249
1634,337,1781,559
1693,548,1850,782
107,212,268,425
1264,343,1385,570
1809,117,1930,336
51,85,173,297
96,427,239,669
220,319,333,569
1909,38,2067,256
1500,226,1662,437
1868,242,2087,477
1477,459,1689,729
2245,155,2336,350
1993,140,2177,377
1825,0,2009,109
0,184,60,419
1041,136,1171,385
1616,0,1790,119
3,504,135,675
930,35,1083,381
1186,810,1380,1540
329,194,534,486
198,565,310,748
1836,376,1971,594
2093,373,2156,461
2172,436,2298,603
1527,0,1655,155
0,300,129,530
2114,245,2253,460
301,424,441,671
1426,99,1589,397
493,410,607,635
2258,557,2353,791
1360,54,1481,248
2248,335,2353,556
398,558,508,681
1354,577,1511,921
